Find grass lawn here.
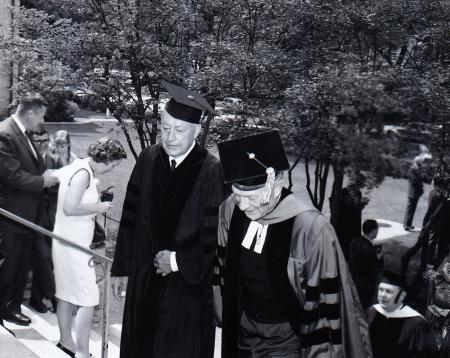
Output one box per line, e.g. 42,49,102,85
45,118,431,325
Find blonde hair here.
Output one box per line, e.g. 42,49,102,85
53,130,72,163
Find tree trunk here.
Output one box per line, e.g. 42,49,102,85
199,113,213,148
305,159,330,211
329,166,344,229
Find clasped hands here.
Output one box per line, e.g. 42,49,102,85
43,169,59,188
154,250,172,277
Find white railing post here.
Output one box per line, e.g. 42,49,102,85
101,261,111,358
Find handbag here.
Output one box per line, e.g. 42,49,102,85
91,216,106,248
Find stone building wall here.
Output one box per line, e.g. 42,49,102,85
0,1,18,118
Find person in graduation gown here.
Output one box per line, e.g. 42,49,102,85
214,131,372,358
367,270,438,358
111,80,225,358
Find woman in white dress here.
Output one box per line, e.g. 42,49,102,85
52,137,127,358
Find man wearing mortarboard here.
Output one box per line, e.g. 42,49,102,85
367,271,437,358
110,80,225,358
213,131,373,358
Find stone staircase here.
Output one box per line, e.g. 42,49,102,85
2,304,222,358
2,304,121,358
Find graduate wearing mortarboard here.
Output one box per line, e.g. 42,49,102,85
111,81,225,358
213,131,373,358
367,271,437,358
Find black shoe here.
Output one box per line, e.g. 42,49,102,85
56,343,75,357
3,311,31,326
404,225,415,232
29,298,48,313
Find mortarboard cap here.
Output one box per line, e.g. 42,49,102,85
380,270,406,290
161,80,216,124
218,130,290,186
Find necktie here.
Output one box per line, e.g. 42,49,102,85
24,130,38,159
170,159,177,171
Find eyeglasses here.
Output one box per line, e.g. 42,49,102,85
33,139,49,144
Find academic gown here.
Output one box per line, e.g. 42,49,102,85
111,143,224,358
214,190,373,358
367,304,438,358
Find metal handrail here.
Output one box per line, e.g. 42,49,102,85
0,207,113,358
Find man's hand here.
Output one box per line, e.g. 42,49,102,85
154,250,172,277
112,276,128,301
423,264,436,280
43,170,59,188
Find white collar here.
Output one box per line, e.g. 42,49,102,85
12,115,27,134
373,304,423,319
242,221,269,254
169,140,196,168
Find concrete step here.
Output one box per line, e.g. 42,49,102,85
4,304,120,357
4,305,223,357
0,324,40,358
110,323,222,357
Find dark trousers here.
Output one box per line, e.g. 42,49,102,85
0,230,33,314
238,311,300,358
404,195,420,228
30,234,55,301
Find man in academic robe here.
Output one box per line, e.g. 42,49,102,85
0,95,59,327
367,270,438,358
214,131,372,358
111,81,225,358
349,219,383,308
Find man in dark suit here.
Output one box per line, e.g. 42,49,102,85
29,123,62,313
403,156,425,231
349,219,383,308
0,95,59,326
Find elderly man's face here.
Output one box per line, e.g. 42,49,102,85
160,110,200,158
378,282,405,312
231,185,272,221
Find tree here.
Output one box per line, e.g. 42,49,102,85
1,0,205,158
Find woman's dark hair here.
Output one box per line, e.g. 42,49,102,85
87,137,127,164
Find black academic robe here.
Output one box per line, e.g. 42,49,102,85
367,305,438,358
111,143,224,358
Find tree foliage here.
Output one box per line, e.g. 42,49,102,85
1,0,449,224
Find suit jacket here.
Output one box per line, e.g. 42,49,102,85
407,166,424,199
40,152,62,230
0,117,45,233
